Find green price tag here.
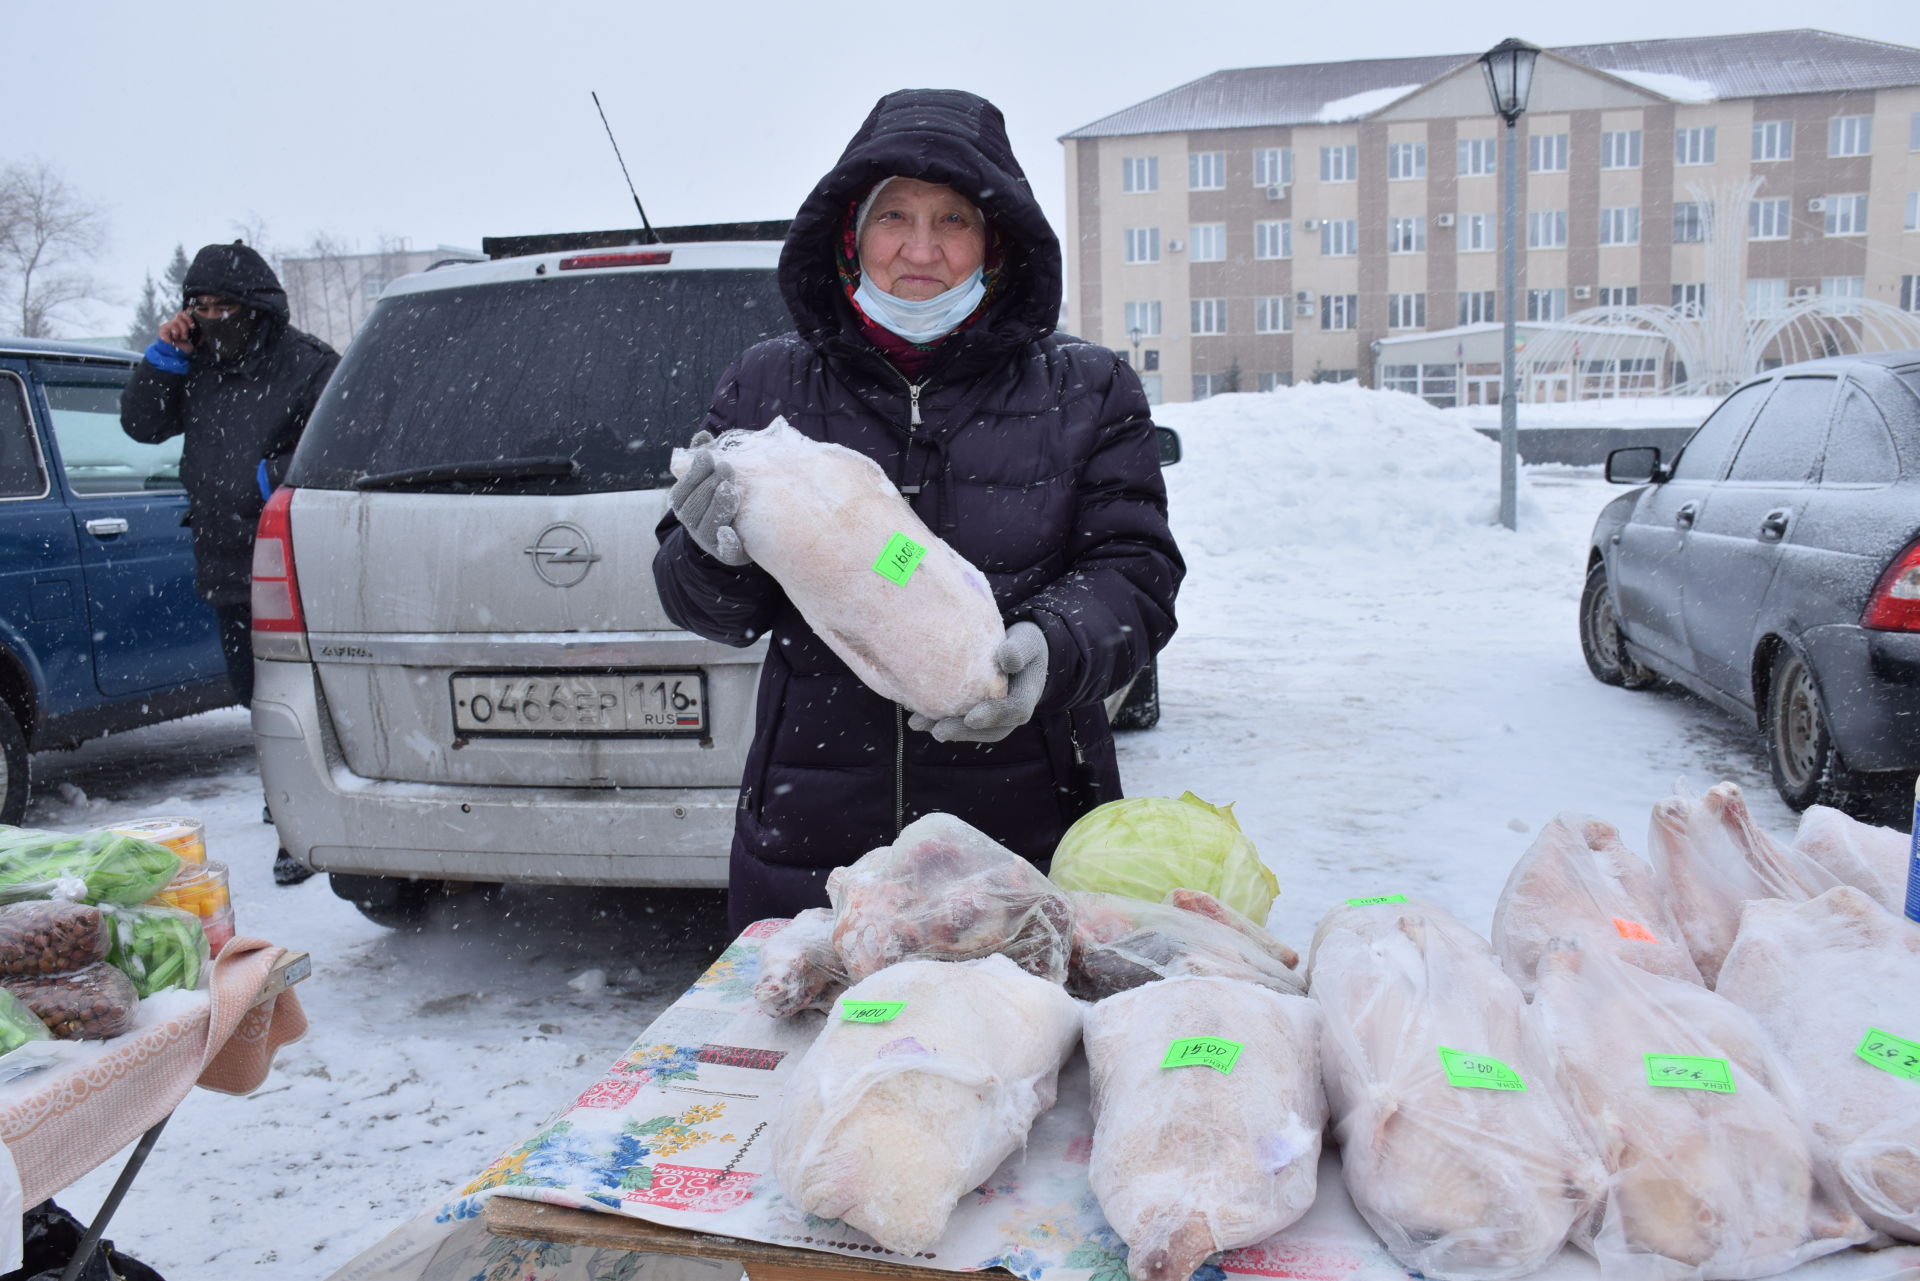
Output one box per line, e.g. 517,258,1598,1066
1346,894,1409,907
872,533,927,585
840,1001,906,1024
1856,1028,1920,1082
1437,1046,1526,1091
1161,1037,1242,1074
1645,1054,1736,1093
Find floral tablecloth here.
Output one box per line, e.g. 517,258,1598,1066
328,923,1920,1281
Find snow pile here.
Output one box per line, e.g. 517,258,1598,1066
1315,84,1421,122
1601,67,1717,103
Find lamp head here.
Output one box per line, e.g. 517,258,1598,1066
1480,37,1542,124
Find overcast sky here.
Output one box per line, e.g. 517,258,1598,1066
13,1,1915,338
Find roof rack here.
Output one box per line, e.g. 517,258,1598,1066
482,220,791,260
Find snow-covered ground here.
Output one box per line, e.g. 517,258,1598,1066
20,382,1821,1276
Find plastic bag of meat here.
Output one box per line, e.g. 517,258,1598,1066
1792,806,1911,914
1307,900,1602,1281
828,813,1073,984
1718,887,1920,1242
1529,936,1870,1278
1492,813,1700,998
1066,891,1303,1000
1648,781,1838,986
1163,888,1300,969
671,418,1005,721
1086,977,1325,1281
771,954,1081,1255
752,908,847,1018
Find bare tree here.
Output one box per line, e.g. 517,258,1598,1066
0,161,110,337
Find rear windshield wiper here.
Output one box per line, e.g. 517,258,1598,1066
353,456,578,491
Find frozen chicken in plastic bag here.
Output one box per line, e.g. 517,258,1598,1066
1529,936,1869,1278
1492,813,1700,998
1307,901,1602,1281
753,908,847,1018
1718,887,1920,1242
770,954,1081,1255
1792,806,1910,915
1086,977,1325,1281
1066,891,1303,1000
828,813,1073,984
670,418,1006,720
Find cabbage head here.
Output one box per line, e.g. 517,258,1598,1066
1048,792,1278,922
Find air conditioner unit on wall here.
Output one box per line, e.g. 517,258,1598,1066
1793,285,1817,297
1435,213,1456,227
1295,289,1316,303
1168,239,1185,252
1265,185,1289,201
1807,197,1828,213
1573,285,1592,299
1303,219,1322,231
1295,302,1317,317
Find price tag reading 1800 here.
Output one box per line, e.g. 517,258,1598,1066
1856,1028,1920,1082
840,1001,906,1024
1437,1047,1526,1091
1645,1054,1736,1093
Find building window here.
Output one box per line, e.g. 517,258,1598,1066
1257,371,1291,392
1254,220,1292,260
1124,227,1160,264
1124,300,1163,337
1526,288,1566,321
1823,276,1865,315
1321,294,1358,330
1527,209,1568,249
1672,283,1708,315
1189,151,1226,190
1675,126,1717,166
1578,358,1659,397
1748,198,1790,240
1913,113,1920,151
1388,216,1426,254
1255,296,1293,333
1254,147,1293,188
1600,130,1642,169
1320,145,1357,183
1388,293,1427,329
1122,157,1158,193
1824,194,1868,236
1456,213,1493,252
1753,120,1793,162
1381,363,1459,407
1190,297,1228,335
1388,142,1427,180
1903,275,1920,312
1598,286,1638,308
1189,223,1227,262
1907,192,1919,232
1746,278,1787,317
1599,206,1640,246
1673,202,1707,243
1457,137,1497,176
1139,373,1163,404
1322,219,1358,256
1458,290,1496,324
1527,133,1569,172
1829,116,1873,157
1192,373,1230,401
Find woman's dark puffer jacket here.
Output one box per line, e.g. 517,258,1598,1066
653,89,1184,930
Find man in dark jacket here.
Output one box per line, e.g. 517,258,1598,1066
120,240,337,884
653,90,1184,930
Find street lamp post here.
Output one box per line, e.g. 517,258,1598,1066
1127,325,1143,370
1480,37,1540,532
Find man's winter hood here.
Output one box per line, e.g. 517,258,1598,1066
182,241,289,321
780,89,1061,362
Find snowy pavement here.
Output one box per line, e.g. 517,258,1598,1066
17,383,1815,1277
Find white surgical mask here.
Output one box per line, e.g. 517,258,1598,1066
854,268,986,344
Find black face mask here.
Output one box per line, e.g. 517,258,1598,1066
198,311,257,363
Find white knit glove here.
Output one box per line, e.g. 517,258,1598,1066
909,622,1049,744
669,431,750,566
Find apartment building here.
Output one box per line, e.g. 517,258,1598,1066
1061,30,1920,403
280,241,481,351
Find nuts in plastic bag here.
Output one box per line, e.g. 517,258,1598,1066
5,961,139,1039
0,900,108,977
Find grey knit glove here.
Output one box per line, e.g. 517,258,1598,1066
909,621,1049,744
670,432,750,566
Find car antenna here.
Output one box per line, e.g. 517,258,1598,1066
591,90,660,245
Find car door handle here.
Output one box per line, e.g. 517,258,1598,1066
1674,502,1698,530
84,518,130,538
1759,509,1791,541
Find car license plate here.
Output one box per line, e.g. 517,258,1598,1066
451,671,707,736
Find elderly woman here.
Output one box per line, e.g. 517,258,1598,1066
654,89,1184,929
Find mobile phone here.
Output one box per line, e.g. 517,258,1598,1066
188,319,203,346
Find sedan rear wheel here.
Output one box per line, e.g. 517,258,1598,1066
1766,650,1855,812
1579,562,1653,689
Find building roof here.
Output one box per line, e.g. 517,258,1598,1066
1060,29,1920,138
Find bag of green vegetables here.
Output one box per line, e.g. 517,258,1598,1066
102,904,209,997
0,826,179,906
0,987,51,1056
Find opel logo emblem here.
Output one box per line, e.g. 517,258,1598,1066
525,522,602,588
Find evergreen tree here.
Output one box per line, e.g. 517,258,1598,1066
161,243,189,305
126,273,168,350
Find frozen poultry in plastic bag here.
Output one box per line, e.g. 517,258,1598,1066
1718,887,1920,1243
753,908,847,1018
1492,813,1700,998
1792,806,1910,915
1308,901,1603,1280
1086,977,1325,1281
828,813,1073,984
1163,887,1300,969
1067,891,1303,1000
1648,781,1837,986
771,954,1080,1255
1530,936,1868,1278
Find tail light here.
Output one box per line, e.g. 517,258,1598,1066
251,488,310,659
558,250,671,270
1861,537,1920,631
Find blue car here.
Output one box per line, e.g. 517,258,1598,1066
0,338,233,820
